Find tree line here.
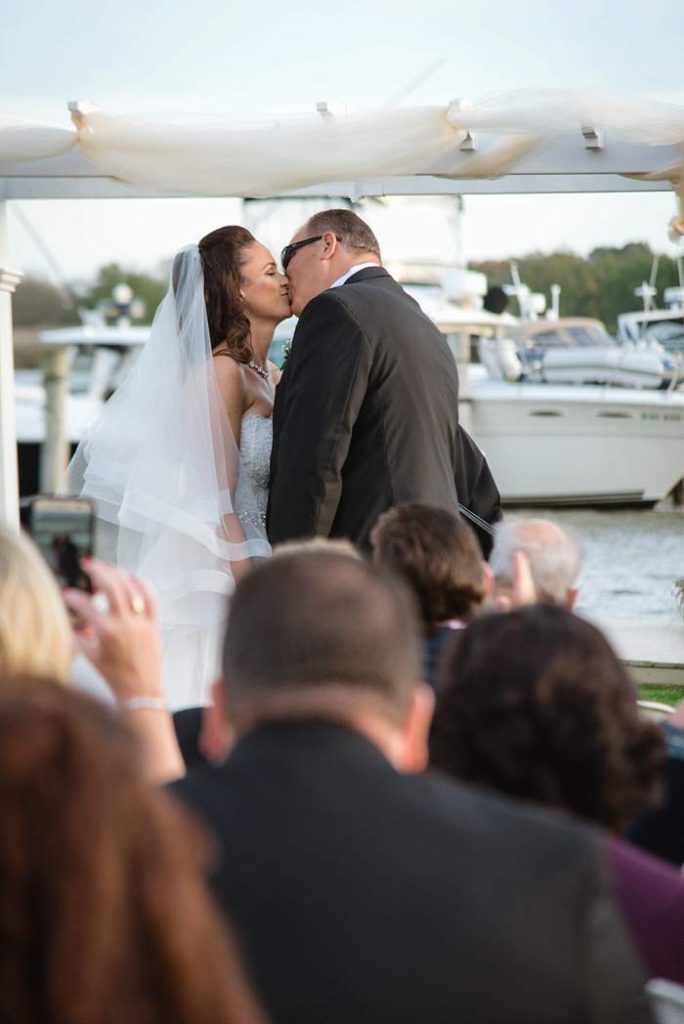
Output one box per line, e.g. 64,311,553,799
13,262,168,329
471,243,682,332
13,243,682,335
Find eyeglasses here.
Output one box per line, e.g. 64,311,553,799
280,235,323,271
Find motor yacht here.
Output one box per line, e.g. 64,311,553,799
406,281,684,507
617,292,684,362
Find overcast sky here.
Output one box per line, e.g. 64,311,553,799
2,0,683,280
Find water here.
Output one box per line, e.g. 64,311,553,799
507,506,684,626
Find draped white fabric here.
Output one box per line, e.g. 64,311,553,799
448,90,684,145
68,92,684,197
72,105,466,195
1,89,683,217
0,118,76,162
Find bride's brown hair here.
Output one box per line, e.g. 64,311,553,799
199,225,256,364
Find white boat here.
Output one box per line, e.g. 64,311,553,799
467,366,684,506
492,317,681,391
617,298,684,362
404,285,684,507
616,254,684,362
16,322,148,494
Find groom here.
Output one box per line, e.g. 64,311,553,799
267,208,501,554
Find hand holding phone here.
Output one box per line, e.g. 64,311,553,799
25,496,95,592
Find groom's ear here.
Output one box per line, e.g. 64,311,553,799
321,230,339,261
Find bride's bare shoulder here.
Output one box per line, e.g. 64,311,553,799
212,349,244,378
212,350,248,410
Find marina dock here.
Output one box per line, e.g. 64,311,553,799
591,617,684,688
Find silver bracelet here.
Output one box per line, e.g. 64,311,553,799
120,696,167,713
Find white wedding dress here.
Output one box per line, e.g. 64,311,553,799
159,412,273,708
67,246,272,710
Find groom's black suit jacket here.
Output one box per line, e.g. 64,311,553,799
268,267,501,553
172,722,649,1024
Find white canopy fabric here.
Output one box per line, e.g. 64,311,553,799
0,90,683,237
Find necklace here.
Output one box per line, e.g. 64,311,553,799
248,361,270,381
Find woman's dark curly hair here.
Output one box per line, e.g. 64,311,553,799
0,678,264,1024
429,605,665,831
198,225,256,364
371,503,486,627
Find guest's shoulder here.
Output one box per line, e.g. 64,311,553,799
413,768,602,866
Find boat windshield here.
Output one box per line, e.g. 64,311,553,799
523,328,567,348
515,323,615,349
564,325,614,348
641,319,684,352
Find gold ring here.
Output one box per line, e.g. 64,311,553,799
130,595,146,615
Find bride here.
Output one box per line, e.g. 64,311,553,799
68,226,291,709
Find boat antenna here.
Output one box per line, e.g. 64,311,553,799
648,254,660,312
509,261,531,320
633,254,660,337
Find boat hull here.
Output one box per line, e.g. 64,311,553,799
468,380,684,506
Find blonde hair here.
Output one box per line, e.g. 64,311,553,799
0,525,72,683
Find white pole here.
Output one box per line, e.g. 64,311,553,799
0,201,22,527
40,345,70,492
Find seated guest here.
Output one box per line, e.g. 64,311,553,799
173,550,650,1024
0,523,72,683
370,503,488,687
628,702,684,868
489,517,582,610
0,679,264,1024
430,605,684,984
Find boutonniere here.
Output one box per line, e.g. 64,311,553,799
281,338,293,371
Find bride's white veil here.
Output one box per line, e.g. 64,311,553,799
66,244,270,707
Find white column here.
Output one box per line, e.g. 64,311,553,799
40,346,70,492
0,201,22,527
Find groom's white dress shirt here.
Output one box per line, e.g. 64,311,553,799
329,262,380,289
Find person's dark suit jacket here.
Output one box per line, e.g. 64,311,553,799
268,267,501,554
172,721,650,1024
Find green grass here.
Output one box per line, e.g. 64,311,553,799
638,685,684,707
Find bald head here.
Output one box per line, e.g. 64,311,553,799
490,518,582,608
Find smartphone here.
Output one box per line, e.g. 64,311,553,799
25,496,95,592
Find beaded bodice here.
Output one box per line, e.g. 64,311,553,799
235,413,272,530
